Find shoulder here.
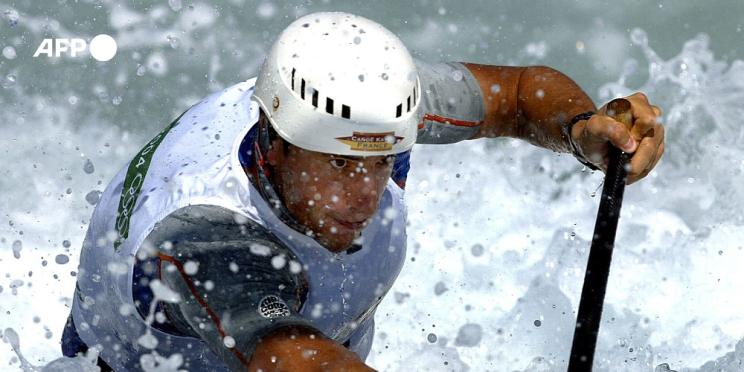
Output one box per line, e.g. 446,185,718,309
413,59,485,145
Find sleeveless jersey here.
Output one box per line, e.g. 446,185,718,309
69,78,408,371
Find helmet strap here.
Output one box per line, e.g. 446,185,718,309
250,125,308,234
255,115,272,177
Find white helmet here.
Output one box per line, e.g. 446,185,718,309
251,12,421,156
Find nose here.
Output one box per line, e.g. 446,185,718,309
347,172,384,218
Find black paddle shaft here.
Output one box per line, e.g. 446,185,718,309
568,99,633,371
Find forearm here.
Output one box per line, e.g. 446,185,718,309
463,63,596,152
248,327,375,372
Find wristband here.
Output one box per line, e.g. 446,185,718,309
562,111,600,171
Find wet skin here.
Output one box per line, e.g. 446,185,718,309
265,135,395,253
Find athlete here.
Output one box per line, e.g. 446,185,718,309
60,12,664,371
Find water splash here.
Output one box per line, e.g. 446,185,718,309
370,28,744,372
2,328,100,372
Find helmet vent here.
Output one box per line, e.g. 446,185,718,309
325,97,334,114
291,68,296,90
395,83,418,118
290,67,353,119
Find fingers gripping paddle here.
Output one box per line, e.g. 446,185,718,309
568,98,633,371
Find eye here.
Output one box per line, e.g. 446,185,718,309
329,158,347,169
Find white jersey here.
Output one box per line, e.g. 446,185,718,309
70,79,408,370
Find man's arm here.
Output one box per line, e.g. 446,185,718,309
463,64,595,152
415,60,664,184
463,63,664,183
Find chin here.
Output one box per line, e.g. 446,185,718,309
317,230,358,253
325,238,356,253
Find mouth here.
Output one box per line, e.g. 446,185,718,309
332,217,368,231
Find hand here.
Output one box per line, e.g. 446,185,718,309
571,92,665,185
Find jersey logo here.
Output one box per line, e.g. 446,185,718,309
113,111,186,250
335,132,404,152
258,295,290,318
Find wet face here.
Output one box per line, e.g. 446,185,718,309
266,139,395,253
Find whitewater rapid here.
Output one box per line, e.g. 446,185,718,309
1,4,743,370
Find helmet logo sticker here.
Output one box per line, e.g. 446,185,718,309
336,131,404,152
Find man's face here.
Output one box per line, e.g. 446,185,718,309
267,140,395,253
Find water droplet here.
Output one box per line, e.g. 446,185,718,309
353,36,361,44
630,28,648,46
166,35,180,49
62,240,71,248
534,319,542,327
455,323,483,346
55,254,70,265
471,243,484,257
137,333,158,349
83,159,95,174
427,333,437,343
136,64,146,76
3,74,16,88
575,40,585,53
2,46,16,59
183,261,199,275
490,84,501,94
4,10,19,27
381,73,388,80
256,2,276,19
451,70,463,82
383,207,397,220
112,95,122,105
85,190,102,205
223,336,236,348
168,0,182,11
271,255,287,270
12,240,22,259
